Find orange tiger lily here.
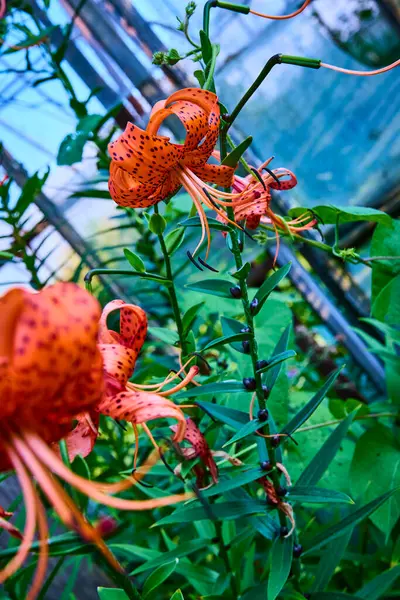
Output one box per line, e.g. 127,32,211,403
66,299,199,468
108,87,243,265
0,284,192,599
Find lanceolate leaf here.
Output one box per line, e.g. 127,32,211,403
357,564,400,600
97,589,129,600
264,324,292,390
289,205,392,227
132,539,211,575
200,332,250,352
252,263,292,315
193,399,249,429
185,278,236,298
311,529,354,592
222,136,253,167
165,227,185,255
281,368,343,436
267,534,293,600
223,419,261,447
175,381,245,400
142,560,177,598
170,591,184,600
182,302,204,335
304,488,400,555
288,487,353,504
202,468,264,498
257,350,296,374
154,500,267,526
296,410,357,487
123,248,145,272
221,316,249,354
309,594,363,600
180,216,231,232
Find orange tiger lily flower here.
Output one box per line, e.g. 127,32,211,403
172,418,219,487
0,284,193,599
66,299,199,470
108,87,243,265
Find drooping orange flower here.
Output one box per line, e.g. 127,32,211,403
172,418,219,487
108,87,242,264
66,299,199,469
0,284,193,599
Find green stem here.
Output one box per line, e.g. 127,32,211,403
154,206,189,357
219,130,285,525
204,44,218,90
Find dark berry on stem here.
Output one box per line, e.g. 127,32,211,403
262,385,271,399
242,340,251,353
250,298,259,313
260,460,272,471
277,486,288,497
241,326,250,333
293,544,303,558
243,377,257,391
230,286,242,298
271,435,280,448
257,408,269,422
256,359,269,370
280,525,289,537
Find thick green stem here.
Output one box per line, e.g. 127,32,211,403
154,208,189,358
219,131,284,517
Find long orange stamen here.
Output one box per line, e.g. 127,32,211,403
27,494,49,600
0,446,37,583
158,366,199,397
249,0,311,20
23,432,193,509
320,59,399,76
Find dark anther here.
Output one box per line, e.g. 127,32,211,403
280,525,289,537
243,377,257,391
192,352,212,375
277,486,288,497
242,340,251,354
236,222,255,241
256,359,269,370
264,167,281,187
230,285,242,299
250,167,267,190
260,460,272,471
293,544,303,558
221,113,231,122
241,326,251,333
271,435,280,448
250,298,259,314
198,256,219,272
257,408,269,422
136,478,154,489
202,187,218,208
187,250,204,271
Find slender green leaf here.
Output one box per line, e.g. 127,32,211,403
142,560,177,597
289,205,392,227
180,216,230,232
165,228,185,255
57,115,103,165
264,323,292,390
311,529,353,592
297,410,357,486
222,136,253,167
4,26,58,54
69,188,111,199
199,30,212,63
200,332,250,352
202,468,264,498
304,488,400,555
193,399,249,428
170,591,184,600
252,263,292,315
357,564,400,600
97,589,128,600
185,279,235,298
221,316,248,354
288,486,353,504
232,262,251,281
175,381,245,400
268,534,294,600
149,213,166,234
148,327,179,345
154,500,267,526
281,368,343,436
257,350,296,374
131,539,212,575
123,249,145,272
223,419,261,447
309,594,363,600
182,302,204,334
